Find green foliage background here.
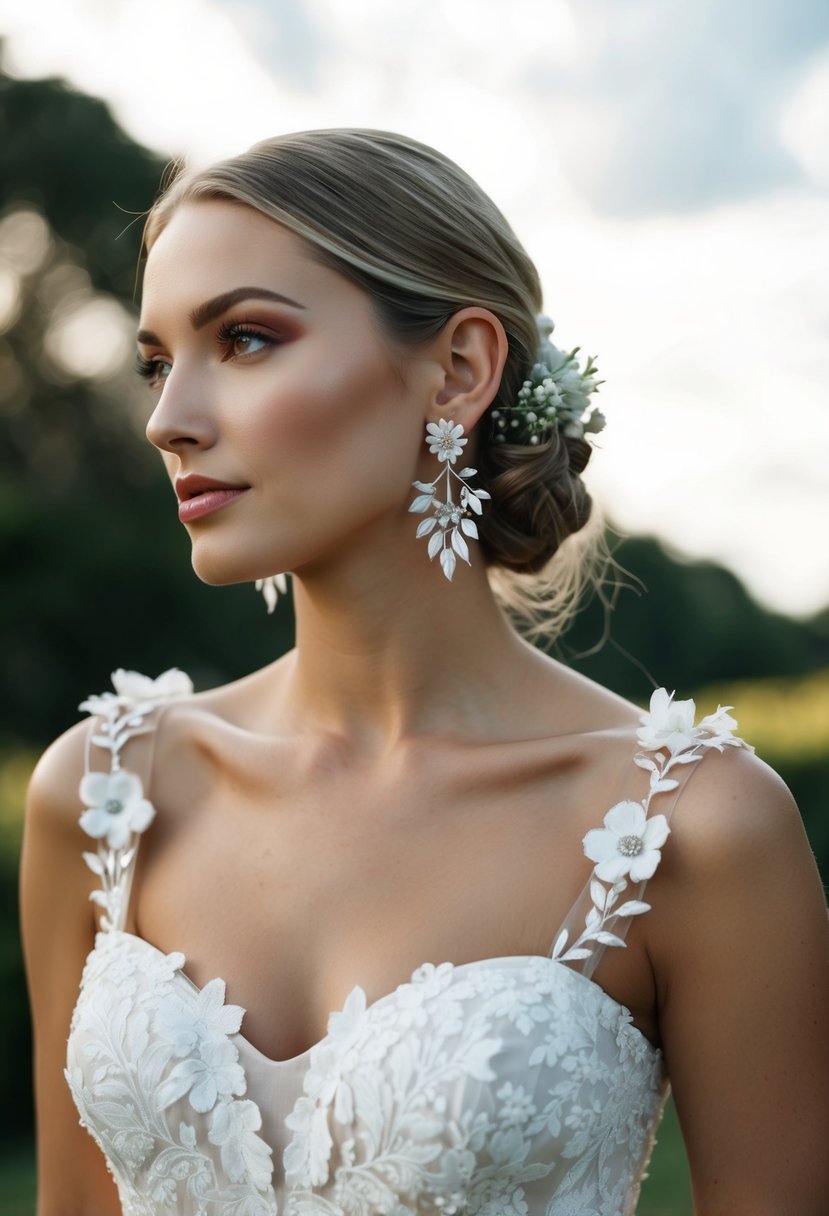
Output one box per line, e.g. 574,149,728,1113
1,52,826,1211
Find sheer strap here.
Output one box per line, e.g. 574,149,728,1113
547,690,753,980
77,668,194,932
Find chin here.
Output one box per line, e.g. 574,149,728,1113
189,540,297,588
190,550,262,588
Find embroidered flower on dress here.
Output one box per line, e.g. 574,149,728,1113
208,1098,274,1190
79,770,155,849
496,1083,537,1128
426,419,467,464
157,1035,247,1114
154,977,245,1056
283,1095,336,1188
582,801,670,883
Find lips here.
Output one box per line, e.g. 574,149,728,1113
175,474,249,503
174,474,250,524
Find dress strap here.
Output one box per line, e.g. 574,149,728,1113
77,668,193,932
549,689,754,979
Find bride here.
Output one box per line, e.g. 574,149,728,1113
21,129,829,1215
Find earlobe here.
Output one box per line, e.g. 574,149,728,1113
431,308,508,431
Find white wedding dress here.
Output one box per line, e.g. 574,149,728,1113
64,669,748,1215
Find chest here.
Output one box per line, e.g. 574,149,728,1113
122,728,656,1062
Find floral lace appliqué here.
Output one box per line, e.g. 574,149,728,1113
78,667,193,932
68,668,277,1211
65,681,748,1215
554,689,751,965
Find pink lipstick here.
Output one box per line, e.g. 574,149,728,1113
175,474,249,523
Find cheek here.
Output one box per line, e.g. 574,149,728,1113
247,344,416,497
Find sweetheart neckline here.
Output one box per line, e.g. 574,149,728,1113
97,928,661,1070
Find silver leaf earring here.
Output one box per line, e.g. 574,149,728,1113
255,573,289,614
408,419,490,581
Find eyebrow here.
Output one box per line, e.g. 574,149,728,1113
136,286,306,346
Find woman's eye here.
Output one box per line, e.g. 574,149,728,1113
135,354,172,388
217,323,273,360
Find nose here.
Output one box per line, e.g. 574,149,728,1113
145,368,218,455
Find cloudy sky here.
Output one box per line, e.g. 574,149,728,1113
1,0,828,616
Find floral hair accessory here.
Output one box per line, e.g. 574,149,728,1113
492,315,606,446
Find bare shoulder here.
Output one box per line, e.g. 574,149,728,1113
646,740,829,1210
646,740,823,958
659,742,811,882
26,716,91,832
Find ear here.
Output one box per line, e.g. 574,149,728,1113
428,307,509,432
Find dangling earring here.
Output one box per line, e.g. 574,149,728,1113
255,573,289,614
408,419,490,582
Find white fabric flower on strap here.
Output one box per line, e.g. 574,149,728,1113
582,801,670,883
111,667,193,704
79,770,155,849
79,666,193,717
637,687,744,755
553,687,751,968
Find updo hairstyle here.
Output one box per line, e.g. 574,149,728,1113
144,129,603,644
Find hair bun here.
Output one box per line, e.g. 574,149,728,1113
477,430,593,574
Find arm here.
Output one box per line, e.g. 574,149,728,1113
648,746,829,1216
20,722,122,1216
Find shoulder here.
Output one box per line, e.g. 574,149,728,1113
644,716,827,985
643,708,829,1209
26,716,91,836
663,742,806,878
26,664,202,833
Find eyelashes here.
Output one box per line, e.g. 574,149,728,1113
135,320,279,388
135,352,168,385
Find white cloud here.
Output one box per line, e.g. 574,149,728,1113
779,47,829,189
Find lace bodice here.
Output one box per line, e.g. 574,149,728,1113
64,669,750,1215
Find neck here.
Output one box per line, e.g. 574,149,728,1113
272,526,540,756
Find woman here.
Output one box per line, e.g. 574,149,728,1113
21,129,829,1215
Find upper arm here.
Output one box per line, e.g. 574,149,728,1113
649,746,829,1216
20,721,122,1215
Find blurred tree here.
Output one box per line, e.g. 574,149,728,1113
559,531,829,700
0,51,298,748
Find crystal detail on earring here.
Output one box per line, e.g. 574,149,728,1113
409,419,491,582
255,573,289,614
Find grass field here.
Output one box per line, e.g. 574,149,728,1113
2,1097,691,1214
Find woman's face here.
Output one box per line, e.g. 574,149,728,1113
140,200,436,586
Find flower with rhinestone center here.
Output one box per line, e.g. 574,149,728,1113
426,419,467,465
617,834,644,857
582,799,670,883
78,769,156,850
